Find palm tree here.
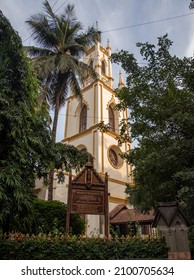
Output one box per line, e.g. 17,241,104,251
25,0,100,200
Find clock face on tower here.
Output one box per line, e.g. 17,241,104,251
108,146,123,169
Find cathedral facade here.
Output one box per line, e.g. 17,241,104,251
52,40,133,235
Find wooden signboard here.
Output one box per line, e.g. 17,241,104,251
71,189,105,214
66,162,109,237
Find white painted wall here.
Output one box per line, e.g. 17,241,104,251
53,41,132,236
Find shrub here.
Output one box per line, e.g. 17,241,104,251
0,235,168,260
7,199,85,235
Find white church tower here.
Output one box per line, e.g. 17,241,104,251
54,40,132,235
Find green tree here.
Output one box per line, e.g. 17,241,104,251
25,0,100,200
0,10,50,233
9,199,85,235
111,34,194,221
189,0,194,9
0,11,89,233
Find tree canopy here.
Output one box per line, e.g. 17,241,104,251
0,11,88,232
25,0,100,141
111,34,194,222
24,0,100,200
0,10,48,232
189,0,194,9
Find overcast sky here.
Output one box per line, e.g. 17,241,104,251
1,0,194,141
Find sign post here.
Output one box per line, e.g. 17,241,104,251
66,162,109,237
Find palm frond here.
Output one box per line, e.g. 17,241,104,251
23,46,54,57
56,54,97,83
54,19,70,51
55,53,72,73
47,73,69,109
31,54,57,78
76,60,97,83
43,0,57,21
76,26,101,49
69,71,82,99
62,4,80,28
26,14,57,49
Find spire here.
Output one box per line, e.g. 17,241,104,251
96,21,101,42
118,70,125,88
106,39,111,50
106,39,111,57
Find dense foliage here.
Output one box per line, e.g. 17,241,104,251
111,35,194,221
0,11,89,233
7,199,85,235
0,11,50,233
0,236,168,260
189,0,194,9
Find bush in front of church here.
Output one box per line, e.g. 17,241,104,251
0,235,168,260
5,199,85,236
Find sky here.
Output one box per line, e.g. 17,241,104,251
1,0,194,141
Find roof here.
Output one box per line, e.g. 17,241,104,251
153,202,191,227
72,162,105,186
109,204,155,224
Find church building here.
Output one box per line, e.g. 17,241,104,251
50,40,133,236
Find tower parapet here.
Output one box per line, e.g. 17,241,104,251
85,40,114,88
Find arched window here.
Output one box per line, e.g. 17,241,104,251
79,105,87,132
89,60,93,69
80,147,87,153
108,105,115,132
101,60,106,74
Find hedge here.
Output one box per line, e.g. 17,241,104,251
0,236,168,260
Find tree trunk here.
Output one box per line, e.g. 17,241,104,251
47,97,60,201
47,72,67,200
48,169,54,200
52,103,60,142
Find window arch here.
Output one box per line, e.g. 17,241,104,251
108,105,115,132
79,105,87,132
101,60,106,74
89,60,93,69
77,144,87,152
80,147,87,153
